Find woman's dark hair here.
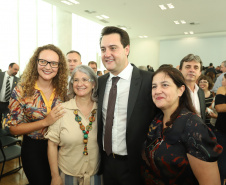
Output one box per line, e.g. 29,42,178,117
153,66,196,127
206,71,215,82
197,75,214,90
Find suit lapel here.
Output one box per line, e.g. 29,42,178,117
198,88,205,121
127,66,141,125
12,77,18,93
98,74,109,125
0,72,5,91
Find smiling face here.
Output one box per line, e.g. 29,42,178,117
198,79,209,91
180,60,201,83
152,72,185,113
37,49,59,82
100,33,130,76
73,71,94,98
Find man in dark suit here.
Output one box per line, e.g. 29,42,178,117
179,54,206,121
0,63,19,127
97,26,156,185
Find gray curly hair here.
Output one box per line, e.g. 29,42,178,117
67,65,98,102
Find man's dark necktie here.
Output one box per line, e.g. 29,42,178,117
5,76,11,102
104,77,120,156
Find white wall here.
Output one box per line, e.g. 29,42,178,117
129,39,160,71
55,8,72,55
159,36,226,68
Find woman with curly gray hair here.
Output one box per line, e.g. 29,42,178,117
45,65,101,185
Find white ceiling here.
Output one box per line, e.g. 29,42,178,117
43,0,226,40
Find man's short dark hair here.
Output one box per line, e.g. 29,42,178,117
97,71,102,75
179,54,202,71
88,61,97,67
9,63,16,68
66,50,81,58
100,26,130,48
209,63,213,66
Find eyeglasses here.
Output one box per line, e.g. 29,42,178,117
73,78,94,84
37,59,59,68
199,80,208,84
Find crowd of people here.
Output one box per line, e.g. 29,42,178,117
0,26,225,185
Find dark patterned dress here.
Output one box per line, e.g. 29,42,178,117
205,93,214,126
142,108,222,185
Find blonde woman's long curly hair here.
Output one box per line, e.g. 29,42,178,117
20,44,68,101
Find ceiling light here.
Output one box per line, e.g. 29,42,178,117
61,1,72,5
189,31,194,34
96,16,103,20
101,15,109,19
99,19,109,23
184,32,189,35
159,5,167,10
117,25,128,30
139,35,148,38
181,20,186,24
174,21,180,25
68,0,79,4
167,3,174,9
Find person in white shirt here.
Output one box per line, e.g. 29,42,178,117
179,54,206,121
97,26,156,185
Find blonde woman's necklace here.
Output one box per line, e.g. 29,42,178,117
74,109,96,155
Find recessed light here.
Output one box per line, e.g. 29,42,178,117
184,32,189,35
61,1,72,5
96,16,103,20
159,5,167,10
139,35,148,38
167,3,174,9
68,0,79,4
181,20,186,24
101,15,109,19
174,21,180,25
120,27,127,30
189,31,194,34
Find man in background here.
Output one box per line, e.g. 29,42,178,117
212,60,226,94
205,62,216,75
88,61,98,74
179,54,206,121
0,63,19,127
104,70,109,74
97,71,103,77
66,50,82,77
